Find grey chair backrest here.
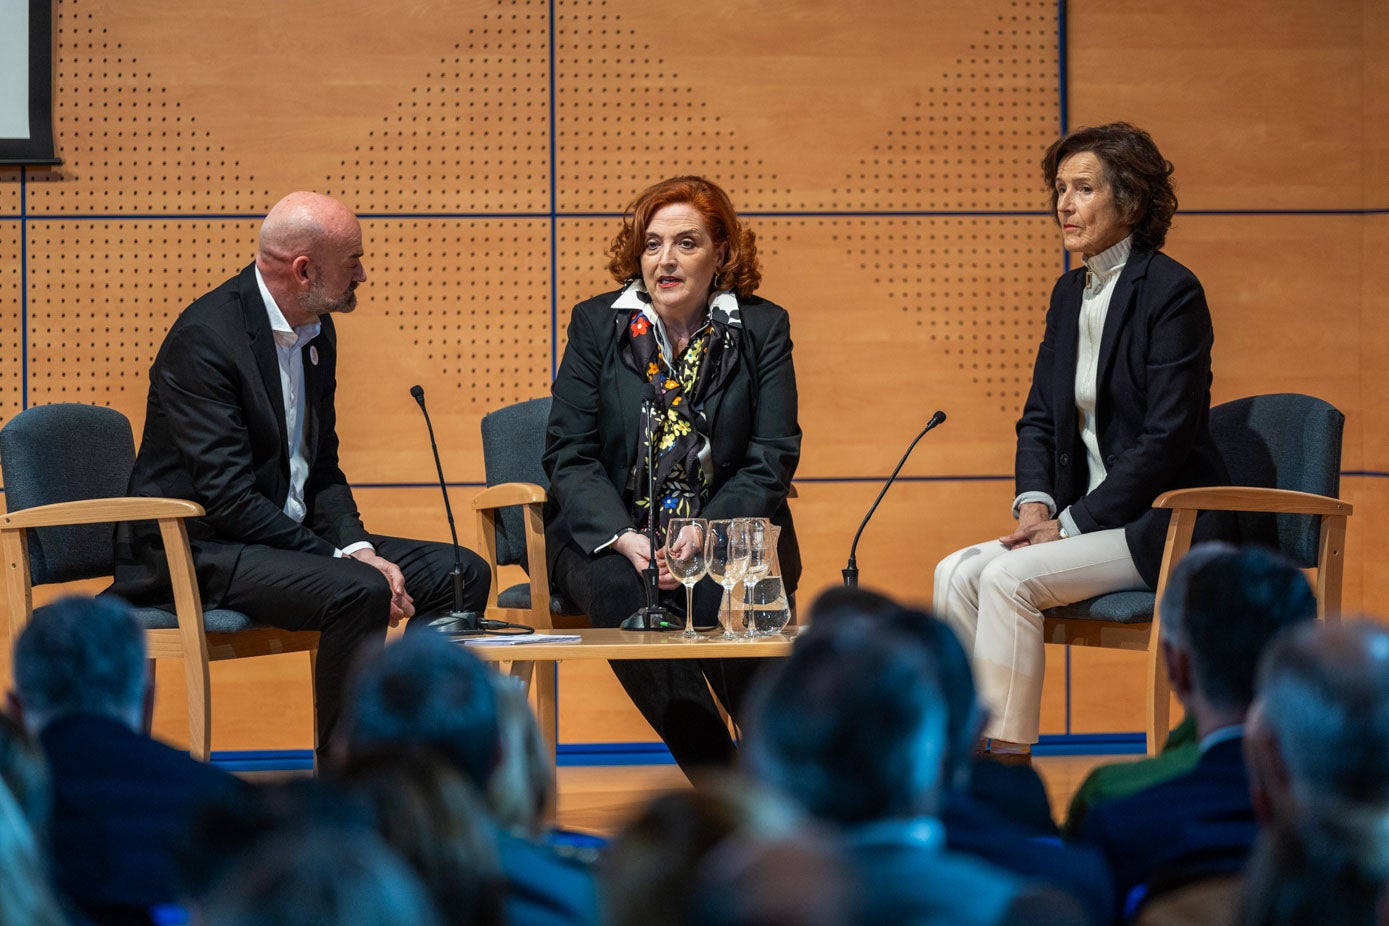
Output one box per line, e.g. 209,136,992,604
1209,393,1344,568
479,396,553,569
0,403,135,585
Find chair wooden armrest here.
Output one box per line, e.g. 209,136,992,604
1154,486,1352,518
1,496,205,529
471,481,553,629
2,495,213,681
1153,485,1350,621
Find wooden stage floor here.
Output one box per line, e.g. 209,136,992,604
553,752,1116,837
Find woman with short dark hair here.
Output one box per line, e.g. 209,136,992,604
934,123,1229,762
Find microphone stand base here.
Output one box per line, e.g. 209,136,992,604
426,610,487,636
619,606,678,632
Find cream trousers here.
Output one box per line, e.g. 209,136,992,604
933,529,1145,744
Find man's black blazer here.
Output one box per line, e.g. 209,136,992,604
1015,248,1228,586
542,290,802,592
113,263,371,609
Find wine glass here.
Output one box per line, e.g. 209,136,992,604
664,518,710,639
705,519,750,641
736,518,773,636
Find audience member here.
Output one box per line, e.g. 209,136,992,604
336,630,599,926
744,609,1088,925
1061,534,1247,837
489,673,605,863
199,826,444,926
1072,544,1317,919
490,673,556,837
335,746,506,926
180,775,374,904
806,588,1114,922
0,781,65,926
9,595,243,924
603,774,846,926
1239,620,1389,926
0,711,49,840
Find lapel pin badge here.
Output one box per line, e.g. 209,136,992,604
309,345,319,366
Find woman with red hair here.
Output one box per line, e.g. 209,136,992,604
543,176,801,777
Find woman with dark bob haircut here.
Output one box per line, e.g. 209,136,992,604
543,176,800,777
934,123,1230,762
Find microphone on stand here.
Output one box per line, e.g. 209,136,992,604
843,410,947,587
410,384,484,635
621,396,678,631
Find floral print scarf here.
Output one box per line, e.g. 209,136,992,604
618,282,741,543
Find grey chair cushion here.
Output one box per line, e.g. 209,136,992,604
0,403,136,584
130,607,267,634
1043,591,1156,624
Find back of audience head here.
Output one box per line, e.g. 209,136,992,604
746,596,950,825
488,673,555,836
1157,543,1317,716
803,587,983,792
333,746,505,926
604,773,845,926
1241,620,1389,926
10,595,148,734
336,629,500,789
182,777,375,901
199,825,444,926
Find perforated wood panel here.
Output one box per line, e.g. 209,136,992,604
0,221,19,425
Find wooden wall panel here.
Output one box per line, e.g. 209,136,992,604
1366,1,1389,205
1067,1,1364,209
333,218,555,483
26,0,552,216
1363,217,1389,466
554,0,1059,213
1162,214,1364,457
0,171,18,214
0,221,19,424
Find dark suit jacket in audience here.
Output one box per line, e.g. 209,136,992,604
1074,734,1256,919
944,789,1114,924
843,818,1090,926
498,829,600,926
39,714,243,918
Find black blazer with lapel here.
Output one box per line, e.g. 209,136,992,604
1015,248,1227,587
542,290,802,592
113,263,371,608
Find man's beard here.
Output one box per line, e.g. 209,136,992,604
304,277,357,317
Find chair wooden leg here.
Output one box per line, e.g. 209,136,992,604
1146,643,1171,756
142,659,158,736
308,647,320,773
533,660,559,764
183,653,212,763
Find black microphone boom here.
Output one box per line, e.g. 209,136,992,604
411,385,483,635
843,410,947,587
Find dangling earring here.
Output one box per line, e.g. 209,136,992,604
712,271,724,291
